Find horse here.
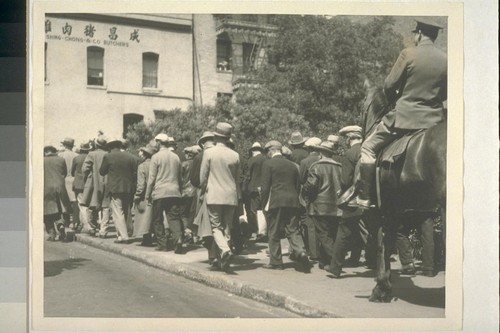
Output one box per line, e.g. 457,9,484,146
361,86,447,303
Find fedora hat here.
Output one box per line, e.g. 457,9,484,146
44,145,57,154
106,137,123,148
249,142,264,152
61,137,75,147
79,141,92,152
288,131,306,146
316,141,336,155
197,131,214,147
154,133,169,143
140,144,158,156
304,137,322,148
264,140,282,150
95,135,108,148
214,122,233,138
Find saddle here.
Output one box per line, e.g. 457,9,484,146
377,129,425,166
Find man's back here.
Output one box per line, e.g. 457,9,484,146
200,144,240,206
246,153,267,192
261,155,300,210
147,148,181,200
100,149,138,195
384,40,447,129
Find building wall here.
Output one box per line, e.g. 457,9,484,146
44,14,193,146
193,14,233,107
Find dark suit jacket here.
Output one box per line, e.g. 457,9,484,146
190,151,203,188
44,154,70,215
99,148,138,195
290,147,309,165
299,152,320,184
341,143,361,190
261,154,301,210
244,153,267,193
302,158,343,216
384,40,447,130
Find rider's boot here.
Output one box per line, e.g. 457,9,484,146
349,163,376,209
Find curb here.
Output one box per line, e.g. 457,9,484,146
76,234,341,318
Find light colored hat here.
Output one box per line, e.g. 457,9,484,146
316,141,336,155
61,137,75,147
264,140,282,150
339,125,363,139
140,144,158,156
214,122,233,137
197,131,215,147
288,131,306,146
249,142,264,152
154,133,169,143
281,146,292,156
79,141,92,152
304,137,322,147
184,145,201,155
327,135,340,143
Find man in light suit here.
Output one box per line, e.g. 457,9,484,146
99,138,138,243
200,123,241,272
261,140,311,272
354,20,447,209
146,133,184,253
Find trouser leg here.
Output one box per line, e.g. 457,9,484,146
152,198,167,249
330,217,357,272
71,200,80,227
110,195,129,240
165,198,183,247
208,205,232,254
245,194,257,234
303,213,319,259
420,216,435,272
99,207,110,235
312,216,336,265
396,227,414,266
266,208,283,265
284,209,307,258
76,192,91,231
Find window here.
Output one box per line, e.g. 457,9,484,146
143,52,159,88
216,39,232,71
87,46,104,86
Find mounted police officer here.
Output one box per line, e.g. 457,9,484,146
353,20,447,208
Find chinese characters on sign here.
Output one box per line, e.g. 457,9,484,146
130,29,140,43
109,27,118,40
84,24,96,38
45,19,51,33
47,20,143,47
62,22,72,36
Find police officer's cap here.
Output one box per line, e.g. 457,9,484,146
412,19,443,38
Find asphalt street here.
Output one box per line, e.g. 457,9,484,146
44,241,299,318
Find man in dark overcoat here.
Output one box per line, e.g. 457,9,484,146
44,145,70,241
100,138,138,243
260,140,311,272
288,131,309,165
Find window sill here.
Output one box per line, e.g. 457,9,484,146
142,88,162,95
87,85,107,90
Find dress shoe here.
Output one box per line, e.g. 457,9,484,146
417,270,436,277
262,263,284,270
400,263,416,275
114,239,133,244
254,234,268,243
289,252,297,261
174,242,184,254
324,265,341,278
318,262,325,270
297,252,312,273
220,251,233,272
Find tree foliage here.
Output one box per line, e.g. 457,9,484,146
126,15,404,164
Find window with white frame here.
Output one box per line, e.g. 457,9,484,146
143,52,159,88
87,46,104,86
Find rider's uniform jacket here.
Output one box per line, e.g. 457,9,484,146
383,39,447,130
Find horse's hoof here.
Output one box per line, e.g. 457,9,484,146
369,286,393,303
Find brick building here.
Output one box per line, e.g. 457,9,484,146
44,13,277,146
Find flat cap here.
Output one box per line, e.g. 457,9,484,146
264,140,282,150
154,133,170,142
304,137,322,147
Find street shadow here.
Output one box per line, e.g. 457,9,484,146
231,257,261,272
44,258,90,278
240,241,268,255
391,275,445,308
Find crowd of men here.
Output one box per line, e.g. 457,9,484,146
44,19,447,278
43,123,435,278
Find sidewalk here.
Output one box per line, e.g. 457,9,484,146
75,232,445,318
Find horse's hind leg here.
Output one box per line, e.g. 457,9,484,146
369,225,393,302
